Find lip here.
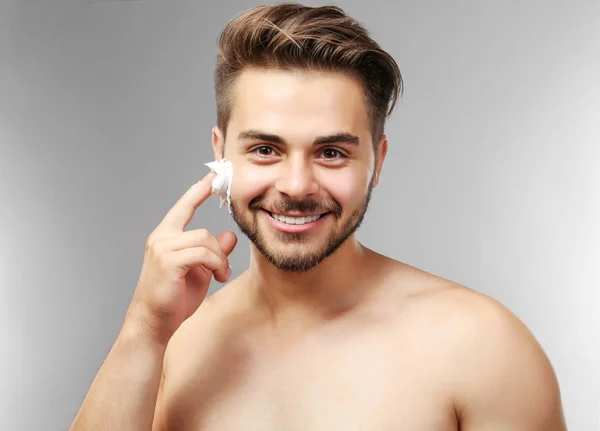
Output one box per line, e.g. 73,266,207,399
262,210,329,233
270,211,323,218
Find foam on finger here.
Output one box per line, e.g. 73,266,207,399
205,158,233,214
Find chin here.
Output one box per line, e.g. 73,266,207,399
230,191,372,272
254,225,356,273
259,244,336,273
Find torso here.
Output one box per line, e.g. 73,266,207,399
158,258,479,431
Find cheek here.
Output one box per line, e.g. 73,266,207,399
320,168,369,206
231,164,273,202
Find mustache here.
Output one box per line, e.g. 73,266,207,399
249,196,343,218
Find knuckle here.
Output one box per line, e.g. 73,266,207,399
195,228,211,241
199,248,218,268
146,238,165,259
155,251,173,270
145,234,156,250
146,232,165,251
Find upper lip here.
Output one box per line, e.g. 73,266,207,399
266,210,327,217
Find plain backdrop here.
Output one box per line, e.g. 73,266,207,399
1,0,598,430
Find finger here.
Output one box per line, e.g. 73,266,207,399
186,265,209,288
155,172,216,236
184,266,212,311
168,246,222,274
215,231,238,257
213,231,238,282
175,246,229,284
158,229,230,281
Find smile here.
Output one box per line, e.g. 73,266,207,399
268,212,326,225
261,210,330,233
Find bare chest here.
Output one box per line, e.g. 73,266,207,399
161,326,458,431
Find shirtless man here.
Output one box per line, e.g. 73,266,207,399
70,4,568,430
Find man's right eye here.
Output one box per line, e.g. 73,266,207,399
254,145,275,156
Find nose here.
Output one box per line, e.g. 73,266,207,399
274,154,319,200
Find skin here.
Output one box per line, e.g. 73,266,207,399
152,68,568,430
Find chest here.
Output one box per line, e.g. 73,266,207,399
161,330,458,431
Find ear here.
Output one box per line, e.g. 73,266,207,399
373,134,388,187
212,126,225,160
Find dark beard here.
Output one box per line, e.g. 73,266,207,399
230,174,375,273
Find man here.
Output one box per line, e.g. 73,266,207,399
70,4,568,430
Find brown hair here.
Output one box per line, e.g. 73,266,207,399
214,3,403,145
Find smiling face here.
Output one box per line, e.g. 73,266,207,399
213,68,387,272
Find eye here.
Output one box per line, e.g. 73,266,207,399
320,148,345,159
252,145,276,157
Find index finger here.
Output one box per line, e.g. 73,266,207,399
156,172,217,235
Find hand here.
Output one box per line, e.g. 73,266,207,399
125,172,237,345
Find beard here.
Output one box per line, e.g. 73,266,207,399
230,173,375,273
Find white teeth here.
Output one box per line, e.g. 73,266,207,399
271,213,322,225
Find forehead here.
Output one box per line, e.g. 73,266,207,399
227,68,371,142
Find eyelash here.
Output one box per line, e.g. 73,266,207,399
251,145,347,160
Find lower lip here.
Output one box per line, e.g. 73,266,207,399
262,210,329,233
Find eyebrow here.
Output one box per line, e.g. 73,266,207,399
237,129,361,146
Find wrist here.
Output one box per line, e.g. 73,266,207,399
120,308,171,352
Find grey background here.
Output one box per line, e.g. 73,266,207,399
1,0,598,430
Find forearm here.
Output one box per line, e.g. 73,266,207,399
69,323,166,431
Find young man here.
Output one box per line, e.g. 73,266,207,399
70,4,568,430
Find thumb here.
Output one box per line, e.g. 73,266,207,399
215,230,238,257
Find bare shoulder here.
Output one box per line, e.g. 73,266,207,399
387,261,545,345
153,280,260,429
163,279,250,364
395,267,567,430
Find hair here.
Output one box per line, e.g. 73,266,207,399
214,3,403,145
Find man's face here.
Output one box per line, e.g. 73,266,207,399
214,68,387,272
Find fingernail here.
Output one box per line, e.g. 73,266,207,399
227,265,232,277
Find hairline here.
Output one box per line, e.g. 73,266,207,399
218,65,385,145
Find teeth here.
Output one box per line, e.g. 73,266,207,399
271,213,322,225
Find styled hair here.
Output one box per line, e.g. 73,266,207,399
214,3,403,144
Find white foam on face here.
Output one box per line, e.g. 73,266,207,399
205,158,233,214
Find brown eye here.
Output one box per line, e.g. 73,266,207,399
322,148,342,159
256,146,274,156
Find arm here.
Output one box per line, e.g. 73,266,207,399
453,297,568,430
69,320,167,431
69,172,236,430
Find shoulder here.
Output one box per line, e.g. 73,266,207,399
163,277,253,365
389,265,552,363
411,280,567,430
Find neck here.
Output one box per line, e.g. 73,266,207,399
244,236,377,333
